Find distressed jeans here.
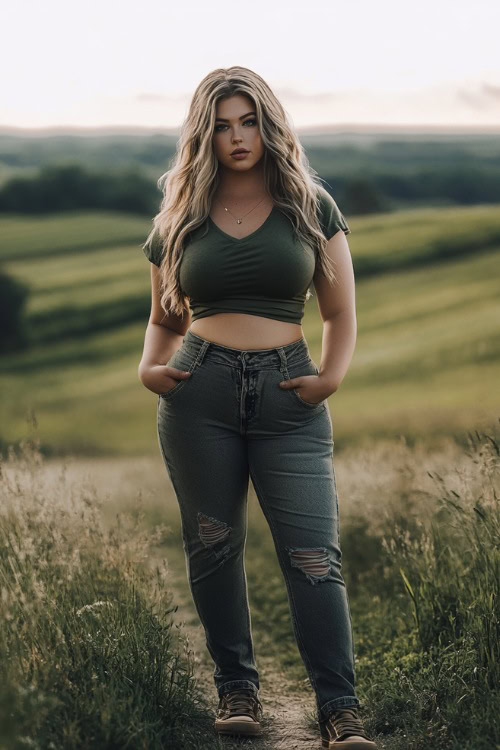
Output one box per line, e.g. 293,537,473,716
156,328,360,721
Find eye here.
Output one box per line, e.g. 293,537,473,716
214,118,257,133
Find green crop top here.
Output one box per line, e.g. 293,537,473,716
142,185,350,325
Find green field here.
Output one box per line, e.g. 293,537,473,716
1,204,499,749
1,204,499,456
2,428,497,749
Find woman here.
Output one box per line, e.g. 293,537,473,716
139,66,378,750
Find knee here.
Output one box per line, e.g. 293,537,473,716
197,512,232,563
190,512,248,575
286,546,343,586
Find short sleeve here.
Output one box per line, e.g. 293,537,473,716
142,230,163,267
316,185,351,240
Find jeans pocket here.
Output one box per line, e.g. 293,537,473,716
282,358,326,410
160,348,197,400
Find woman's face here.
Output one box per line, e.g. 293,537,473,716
212,94,264,171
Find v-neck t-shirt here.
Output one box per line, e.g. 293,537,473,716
142,185,351,325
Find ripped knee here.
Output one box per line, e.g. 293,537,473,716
287,547,333,585
197,512,231,562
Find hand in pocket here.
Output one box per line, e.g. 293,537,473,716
141,364,192,396
279,373,327,405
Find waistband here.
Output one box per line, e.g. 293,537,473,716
182,328,313,371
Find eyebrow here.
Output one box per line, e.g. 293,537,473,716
215,111,256,123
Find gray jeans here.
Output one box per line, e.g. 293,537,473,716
156,328,360,720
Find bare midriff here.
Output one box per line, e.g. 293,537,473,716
189,313,304,351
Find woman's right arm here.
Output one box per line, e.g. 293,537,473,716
138,264,192,396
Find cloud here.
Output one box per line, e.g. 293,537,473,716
456,82,500,110
482,82,500,101
456,89,488,110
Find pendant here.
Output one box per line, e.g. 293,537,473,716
237,219,242,224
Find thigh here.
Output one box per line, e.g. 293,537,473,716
157,352,249,540
248,366,339,551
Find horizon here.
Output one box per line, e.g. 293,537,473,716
2,122,500,138
2,0,499,132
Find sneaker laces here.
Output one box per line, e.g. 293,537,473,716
223,689,261,718
325,707,370,740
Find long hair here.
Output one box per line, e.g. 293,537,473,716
143,65,338,320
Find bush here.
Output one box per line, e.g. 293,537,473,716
0,269,29,352
0,439,217,750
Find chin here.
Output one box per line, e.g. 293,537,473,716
227,160,255,170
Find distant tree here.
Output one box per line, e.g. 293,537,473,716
0,164,158,214
342,177,390,215
0,270,29,351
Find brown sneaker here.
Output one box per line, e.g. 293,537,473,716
215,688,263,736
319,707,378,749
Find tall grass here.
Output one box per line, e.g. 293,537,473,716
392,437,499,679
1,427,498,749
0,438,217,750
238,428,500,749
342,429,499,749
369,428,500,748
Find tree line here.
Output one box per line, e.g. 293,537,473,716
0,162,499,218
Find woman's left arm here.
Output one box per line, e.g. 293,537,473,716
279,229,356,402
314,229,357,394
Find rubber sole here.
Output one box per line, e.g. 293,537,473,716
215,717,262,736
322,739,377,749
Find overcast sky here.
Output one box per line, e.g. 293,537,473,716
2,0,499,130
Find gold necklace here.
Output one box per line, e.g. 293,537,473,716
216,196,268,224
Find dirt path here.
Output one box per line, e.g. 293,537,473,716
160,552,321,750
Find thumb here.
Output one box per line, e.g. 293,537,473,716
169,366,192,378
280,377,298,388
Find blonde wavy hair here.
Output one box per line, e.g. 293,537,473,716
143,65,338,320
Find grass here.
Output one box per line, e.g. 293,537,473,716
1,205,499,456
0,439,218,750
347,202,500,276
2,425,497,748
2,199,499,748
0,211,151,261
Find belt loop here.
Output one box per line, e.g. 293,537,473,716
193,339,210,368
277,347,289,377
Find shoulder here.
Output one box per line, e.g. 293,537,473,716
315,184,351,240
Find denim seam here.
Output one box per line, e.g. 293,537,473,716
159,348,198,399
241,504,256,684
156,402,216,671
320,696,361,718
279,353,326,411
203,357,312,372
161,338,211,399
329,460,355,669
249,467,320,701
219,680,259,697
185,330,312,371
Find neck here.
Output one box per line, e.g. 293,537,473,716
215,161,268,201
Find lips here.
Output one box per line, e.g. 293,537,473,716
231,149,249,155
